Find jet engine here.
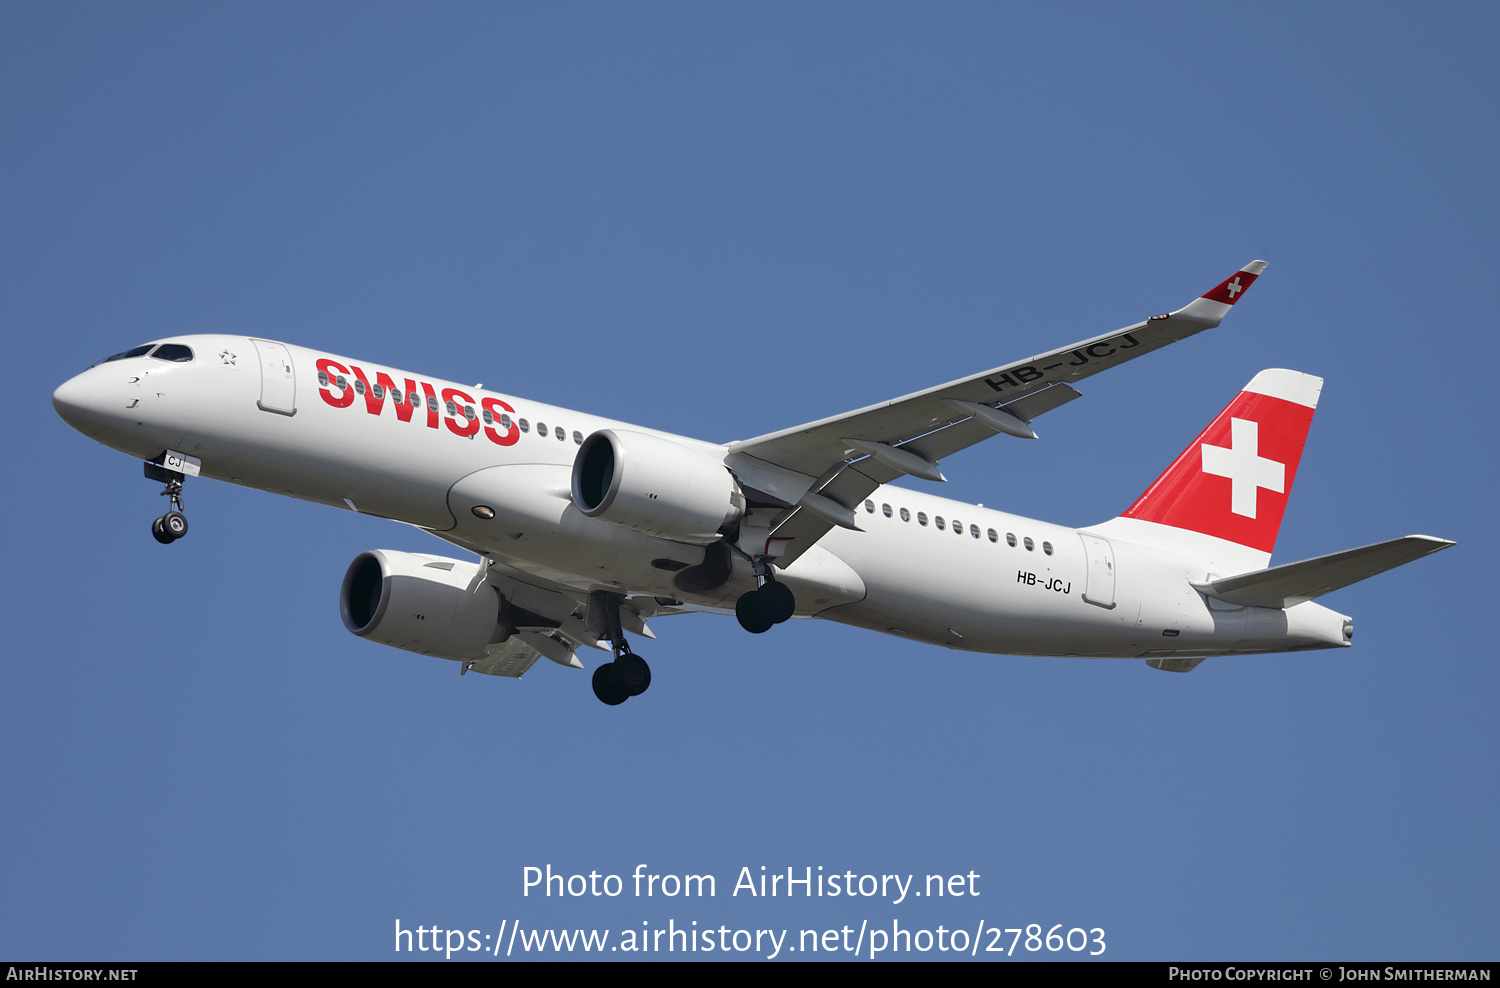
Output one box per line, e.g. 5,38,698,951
572,429,743,545
340,549,507,660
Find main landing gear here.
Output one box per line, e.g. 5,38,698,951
145,461,190,544
589,591,651,706
592,648,650,706
735,557,795,634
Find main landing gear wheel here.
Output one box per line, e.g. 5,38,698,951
735,590,774,634
616,652,651,696
151,517,175,544
591,651,652,706
586,590,653,705
761,580,795,623
592,663,629,706
735,577,796,634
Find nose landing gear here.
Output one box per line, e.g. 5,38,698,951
145,460,190,544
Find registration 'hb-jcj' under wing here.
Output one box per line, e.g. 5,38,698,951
52,262,1453,702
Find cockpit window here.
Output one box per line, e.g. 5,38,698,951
151,344,194,362
101,344,155,363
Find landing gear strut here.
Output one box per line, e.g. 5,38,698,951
145,462,190,544
735,557,795,634
589,591,651,706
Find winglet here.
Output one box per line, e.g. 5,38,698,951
1174,260,1268,325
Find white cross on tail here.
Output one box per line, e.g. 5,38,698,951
1200,418,1284,518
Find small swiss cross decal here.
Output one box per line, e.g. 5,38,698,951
1202,269,1259,305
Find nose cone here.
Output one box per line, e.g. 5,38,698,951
53,372,102,437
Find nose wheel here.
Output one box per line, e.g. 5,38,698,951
151,511,189,544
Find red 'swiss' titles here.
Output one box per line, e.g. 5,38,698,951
316,358,519,446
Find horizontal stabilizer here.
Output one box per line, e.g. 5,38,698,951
1192,535,1455,609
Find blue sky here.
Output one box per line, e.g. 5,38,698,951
3,2,1494,961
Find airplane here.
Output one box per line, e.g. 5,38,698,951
51,261,1453,704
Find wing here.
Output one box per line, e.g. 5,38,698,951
727,261,1267,564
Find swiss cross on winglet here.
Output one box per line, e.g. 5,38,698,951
1200,260,1267,306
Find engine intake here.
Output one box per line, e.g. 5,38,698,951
340,549,505,660
572,429,743,545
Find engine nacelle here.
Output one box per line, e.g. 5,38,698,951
340,549,504,660
572,429,743,545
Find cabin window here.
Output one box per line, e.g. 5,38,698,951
1006,532,1017,547
865,500,875,513
1024,537,1035,551
427,396,438,412
882,503,892,517
317,371,329,386
482,409,494,425
987,528,998,543
536,421,547,436
555,425,565,440
445,400,457,416
355,380,367,395
499,414,512,430
1043,541,1054,556
970,524,980,539
935,516,945,531
371,384,384,400
900,507,910,522
917,512,928,527
573,430,583,444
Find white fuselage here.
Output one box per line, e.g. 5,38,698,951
52,335,1350,661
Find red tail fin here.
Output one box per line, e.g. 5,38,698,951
1120,369,1321,555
